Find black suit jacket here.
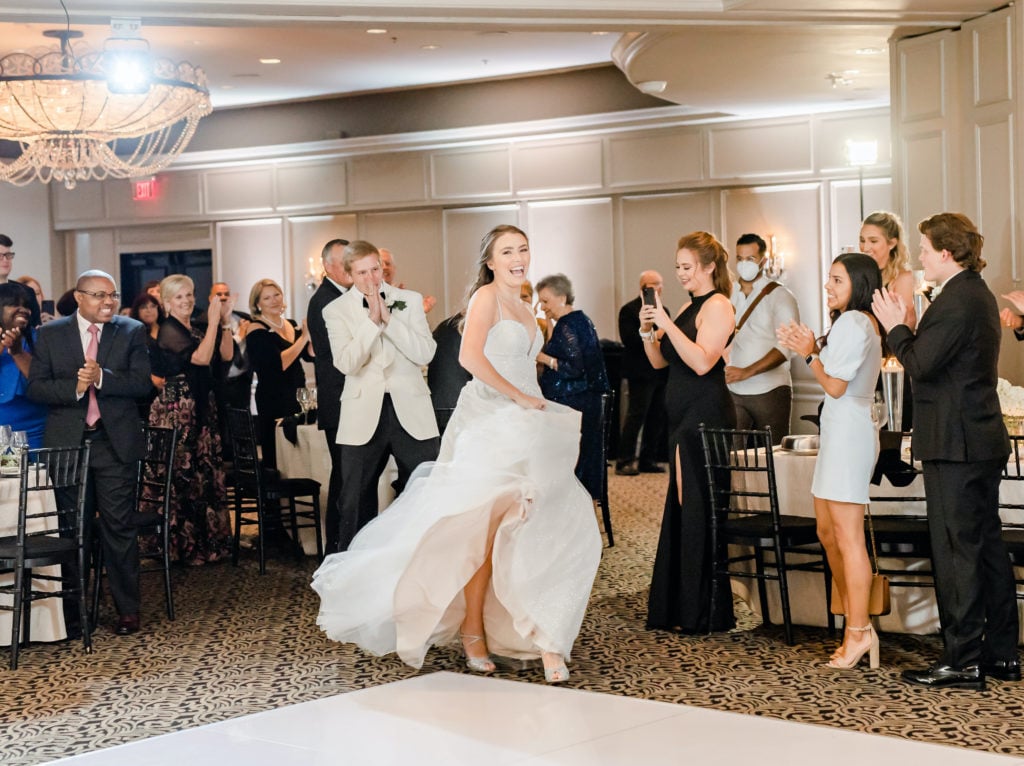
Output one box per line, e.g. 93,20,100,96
306,278,346,433
27,314,152,463
888,269,1009,463
618,296,668,383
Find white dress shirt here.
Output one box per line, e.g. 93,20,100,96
728,276,799,396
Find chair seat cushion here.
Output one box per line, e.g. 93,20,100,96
722,514,818,547
264,478,321,498
0,536,79,567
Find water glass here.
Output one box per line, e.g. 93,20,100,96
295,387,312,423
870,391,889,429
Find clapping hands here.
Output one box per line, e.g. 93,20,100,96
776,320,817,357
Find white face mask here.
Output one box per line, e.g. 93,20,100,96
736,260,761,282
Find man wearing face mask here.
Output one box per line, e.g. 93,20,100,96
724,233,799,444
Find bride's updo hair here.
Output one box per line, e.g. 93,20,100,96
465,224,529,305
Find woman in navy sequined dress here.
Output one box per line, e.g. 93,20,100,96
536,274,610,501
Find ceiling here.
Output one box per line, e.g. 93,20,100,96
0,1,1003,116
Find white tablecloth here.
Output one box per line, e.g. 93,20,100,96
0,474,67,645
274,423,396,555
733,446,1024,639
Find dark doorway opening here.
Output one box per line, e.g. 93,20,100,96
120,250,214,310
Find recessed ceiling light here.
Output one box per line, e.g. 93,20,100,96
591,31,610,36
856,47,883,55
636,80,667,94
259,58,281,64
367,28,387,34
421,44,440,51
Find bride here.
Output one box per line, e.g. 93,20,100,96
312,224,602,683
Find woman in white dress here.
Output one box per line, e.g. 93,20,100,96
777,252,883,670
312,224,602,684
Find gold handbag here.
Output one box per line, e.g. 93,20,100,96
829,504,892,616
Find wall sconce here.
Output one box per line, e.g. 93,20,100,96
844,139,878,221
304,255,323,292
765,234,785,280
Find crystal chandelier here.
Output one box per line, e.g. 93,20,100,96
0,21,211,190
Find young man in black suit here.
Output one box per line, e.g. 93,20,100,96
306,238,351,554
28,270,153,635
873,213,1017,690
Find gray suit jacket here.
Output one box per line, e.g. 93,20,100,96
27,314,152,464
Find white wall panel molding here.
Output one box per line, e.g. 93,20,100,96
899,31,954,123
205,167,276,215
349,153,429,206
970,9,1014,108
431,147,513,199
513,139,604,195
606,128,703,188
708,120,814,179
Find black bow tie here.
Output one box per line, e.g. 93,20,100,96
362,292,386,309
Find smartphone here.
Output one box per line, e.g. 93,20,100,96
41,299,55,315
642,287,657,306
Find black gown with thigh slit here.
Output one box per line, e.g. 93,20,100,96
646,290,737,633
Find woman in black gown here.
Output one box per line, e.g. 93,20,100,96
245,278,312,469
640,231,737,633
535,273,610,501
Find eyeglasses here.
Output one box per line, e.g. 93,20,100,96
212,291,231,297
0,252,14,261
76,289,121,301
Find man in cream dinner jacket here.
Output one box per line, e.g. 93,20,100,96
325,240,440,551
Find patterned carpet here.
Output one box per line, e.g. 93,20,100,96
2,471,1024,765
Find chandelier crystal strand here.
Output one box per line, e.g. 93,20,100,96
0,33,210,189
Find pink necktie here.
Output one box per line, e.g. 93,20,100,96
85,324,101,426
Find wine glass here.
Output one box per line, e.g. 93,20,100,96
0,425,12,475
11,431,27,450
295,387,311,424
307,386,318,412
870,391,889,429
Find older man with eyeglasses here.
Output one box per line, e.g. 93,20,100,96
28,269,153,637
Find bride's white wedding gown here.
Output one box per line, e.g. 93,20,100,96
312,318,602,669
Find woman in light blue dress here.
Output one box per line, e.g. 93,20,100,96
777,252,882,670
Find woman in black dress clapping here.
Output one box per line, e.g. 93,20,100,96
245,278,312,469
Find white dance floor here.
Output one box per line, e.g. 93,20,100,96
43,671,1022,766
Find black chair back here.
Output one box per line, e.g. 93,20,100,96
866,431,932,590
999,434,1024,599
0,445,92,668
700,425,827,645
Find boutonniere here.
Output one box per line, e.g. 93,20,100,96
387,299,407,312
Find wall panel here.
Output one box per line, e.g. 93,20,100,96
277,162,347,211
899,35,950,121
709,121,813,178
349,154,427,206
215,219,285,318
205,168,275,215
441,205,522,317
618,192,715,315
431,148,512,199
526,198,615,338
359,209,445,325
286,213,358,321
514,140,603,194
607,129,702,187
900,132,949,227
105,173,204,221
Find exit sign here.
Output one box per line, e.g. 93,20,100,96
132,178,158,201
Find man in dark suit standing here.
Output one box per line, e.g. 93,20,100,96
873,212,1017,690
306,238,351,554
28,270,152,635
615,270,668,475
